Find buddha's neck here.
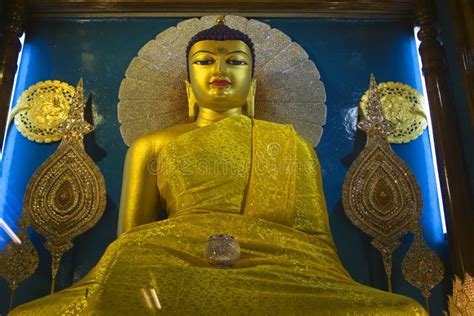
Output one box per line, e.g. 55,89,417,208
195,107,242,127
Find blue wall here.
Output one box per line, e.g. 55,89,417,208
0,17,450,315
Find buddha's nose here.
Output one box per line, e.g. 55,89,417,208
213,57,227,77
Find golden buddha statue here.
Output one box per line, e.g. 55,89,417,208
12,18,426,315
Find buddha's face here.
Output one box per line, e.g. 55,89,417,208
188,40,253,111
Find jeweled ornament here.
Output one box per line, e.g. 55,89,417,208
23,79,106,293
204,234,241,268
0,219,39,312
343,75,423,291
402,227,444,313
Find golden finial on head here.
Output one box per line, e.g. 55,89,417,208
216,16,226,25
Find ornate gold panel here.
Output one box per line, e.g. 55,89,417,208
343,75,422,289
342,75,443,307
359,82,427,143
23,79,106,292
10,80,75,143
402,228,444,311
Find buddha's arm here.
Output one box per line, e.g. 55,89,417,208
117,137,160,236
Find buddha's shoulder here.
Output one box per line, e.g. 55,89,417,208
253,118,315,149
253,118,297,133
128,122,198,155
253,117,288,127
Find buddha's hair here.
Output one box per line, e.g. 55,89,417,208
186,23,256,79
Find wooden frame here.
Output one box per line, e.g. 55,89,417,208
1,0,473,275
450,0,474,129
0,0,27,152
29,0,415,18
415,0,474,275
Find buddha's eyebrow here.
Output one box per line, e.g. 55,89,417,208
226,50,249,56
191,50,215,57
191,50,250,57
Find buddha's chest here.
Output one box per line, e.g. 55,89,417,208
161,129,250,178
156,119,253,215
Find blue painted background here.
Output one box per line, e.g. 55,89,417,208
0,17,450,314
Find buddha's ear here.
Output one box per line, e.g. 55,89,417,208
185,80,198,120
244,78,257,118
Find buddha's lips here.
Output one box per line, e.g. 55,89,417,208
211,80,231,87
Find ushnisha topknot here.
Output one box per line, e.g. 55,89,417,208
186,16,256,79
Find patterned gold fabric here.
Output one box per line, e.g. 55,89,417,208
12,116,426,315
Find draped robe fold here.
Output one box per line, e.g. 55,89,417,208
11,115,426,315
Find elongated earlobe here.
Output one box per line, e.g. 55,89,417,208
185,80,198,120
244,79,257,117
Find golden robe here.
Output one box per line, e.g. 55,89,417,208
12,115,426,315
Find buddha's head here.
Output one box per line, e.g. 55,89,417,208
185,17,257,118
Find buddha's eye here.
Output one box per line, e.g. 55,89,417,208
193,59,214,65
227,59,248,66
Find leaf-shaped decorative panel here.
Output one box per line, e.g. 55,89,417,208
344,143,422,244
402,230,444,312
342,75,423,290
24,144,106,246
23,79,106,292
0,220,39,311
